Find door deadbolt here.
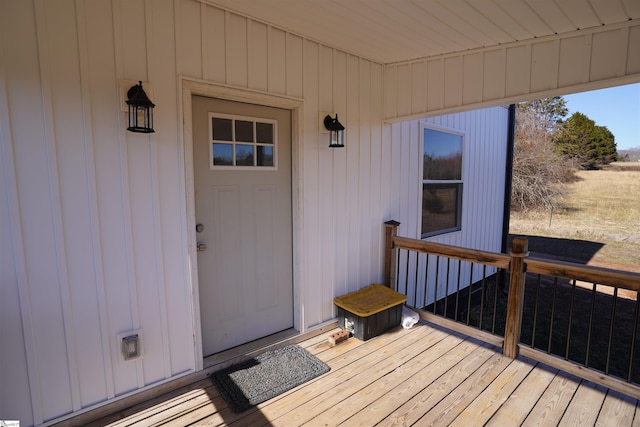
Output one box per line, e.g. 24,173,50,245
196,223,204,233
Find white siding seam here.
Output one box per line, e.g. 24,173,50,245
325,47,335,315
200,1,207,81
502,47,508,99
246,16,252,89
224,10,231,86
585,33,593,83
280,27,290,96
374,65,381,280
34,0,82,414
621,27,630,76
552,38,561,91
362,58,373,285
112,0,144,390
266,24,271,93
0,25,42,425
144,0,173,381
75,0,116,400
284,31,289,97
174,0,183,80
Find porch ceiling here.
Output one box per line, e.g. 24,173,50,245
206,0,640,64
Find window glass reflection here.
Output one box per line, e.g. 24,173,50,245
257,146,274,167
421,183,461,235
213,143,233,165
235,144,254,166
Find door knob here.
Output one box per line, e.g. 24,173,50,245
197,242,207,252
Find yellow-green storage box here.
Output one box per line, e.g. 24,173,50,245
333,284,407,341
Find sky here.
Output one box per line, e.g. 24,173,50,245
562,83,640,150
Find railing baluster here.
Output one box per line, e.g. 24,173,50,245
423,254,430,309
394,246,400,291
403,249,410,298
492,268,499,334
531,274,541,349
455,260,462,322
565,279,577,360
629,292,639,382
606,287,619,375
466,262,474,326
444,258,451,318
479,265,487,330
433,256,440,314
547,277,558,354
586,283,597,368
412,252,420,307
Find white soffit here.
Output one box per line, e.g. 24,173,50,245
206,0,640,64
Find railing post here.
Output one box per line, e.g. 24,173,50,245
384,220,401,288
503,237,529,359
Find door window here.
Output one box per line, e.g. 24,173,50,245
209,113,277,169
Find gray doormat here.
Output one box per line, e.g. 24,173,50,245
211,344,331,413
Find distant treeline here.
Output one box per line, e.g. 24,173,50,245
618,148,640,162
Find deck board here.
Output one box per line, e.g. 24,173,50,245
449,357,537,426
487,364,559,425
558,381,608,426
81,323,640,427
339,334,471,426
597,390,638,426
521,371,582,426
412,352,512,426
377,345,500,426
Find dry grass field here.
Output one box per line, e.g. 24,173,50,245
509,162,640,272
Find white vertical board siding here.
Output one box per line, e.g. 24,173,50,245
0,0,195,423
332,50,349,301
390,107,509,306
0,3,36,424
0,0,508,424
302,39,322,326
385,19,640,122
1,0,388,423
1,0,75,423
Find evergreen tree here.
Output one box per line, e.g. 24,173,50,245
555,112,617,169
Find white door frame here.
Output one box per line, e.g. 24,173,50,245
179,78,305,370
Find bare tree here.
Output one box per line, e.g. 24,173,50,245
512,98,574,211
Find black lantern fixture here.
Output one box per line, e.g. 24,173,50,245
323,114,345,148
126,81,155,133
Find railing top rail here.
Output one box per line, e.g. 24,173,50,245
527,256,640,292
392,236,511,269
392,235,640,293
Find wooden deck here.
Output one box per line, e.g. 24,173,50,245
85,323,640,426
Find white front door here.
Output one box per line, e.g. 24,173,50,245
192,96,294,356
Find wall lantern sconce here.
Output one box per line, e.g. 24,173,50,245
323,114,345,148
126,81,155,133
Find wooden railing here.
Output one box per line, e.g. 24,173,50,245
383,221,640,399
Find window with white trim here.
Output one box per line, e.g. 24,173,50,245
209,113,277,169
420,124,464,238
